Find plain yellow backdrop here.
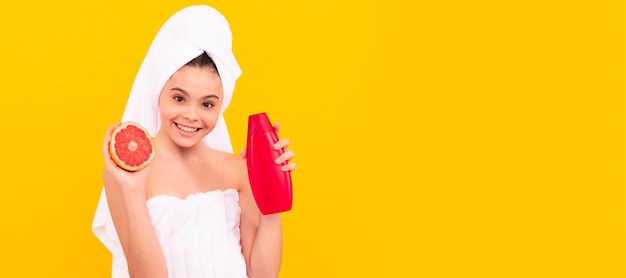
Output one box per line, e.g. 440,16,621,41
0,0,623,277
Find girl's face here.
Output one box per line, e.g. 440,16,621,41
158,65,224,148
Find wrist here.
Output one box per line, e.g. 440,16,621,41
121,184,147,202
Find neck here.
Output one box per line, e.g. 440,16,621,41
153,130,205,159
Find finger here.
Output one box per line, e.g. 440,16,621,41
240,147,247,159
102,125,120,170
102,124,115,158
275,149,294,164
281,161,297,172
273,122,281,133
273,138,290,150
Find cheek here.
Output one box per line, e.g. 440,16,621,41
203,111,219,120
200,110,220,125
158,101,179,121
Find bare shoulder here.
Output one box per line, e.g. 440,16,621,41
204,147,249,190
211,149,259,220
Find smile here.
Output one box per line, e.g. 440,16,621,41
175,122,201,133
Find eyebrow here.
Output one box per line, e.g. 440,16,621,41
171,87,220,99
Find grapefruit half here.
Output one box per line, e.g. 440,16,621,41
109,121,156,172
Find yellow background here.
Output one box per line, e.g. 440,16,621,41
0,0,623,277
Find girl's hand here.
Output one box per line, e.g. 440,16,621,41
272,123,296,172
239,122,297,172
102,124,152,196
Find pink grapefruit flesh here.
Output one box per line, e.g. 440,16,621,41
109,121,155,172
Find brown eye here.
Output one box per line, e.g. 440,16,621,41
174,96,184,102
203,102,214,108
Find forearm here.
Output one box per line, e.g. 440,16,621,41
123,192,168,278
248,214,283,278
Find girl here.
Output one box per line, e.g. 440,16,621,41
92,5,296,278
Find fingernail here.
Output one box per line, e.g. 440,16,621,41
275,158,281,164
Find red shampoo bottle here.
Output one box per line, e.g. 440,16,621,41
246,112,293,215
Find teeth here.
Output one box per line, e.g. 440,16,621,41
176,123,198,133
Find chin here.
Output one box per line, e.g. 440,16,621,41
173,138,197,148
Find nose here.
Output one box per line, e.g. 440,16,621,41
183,106,198,121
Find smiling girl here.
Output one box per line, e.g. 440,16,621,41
93,5,296,278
